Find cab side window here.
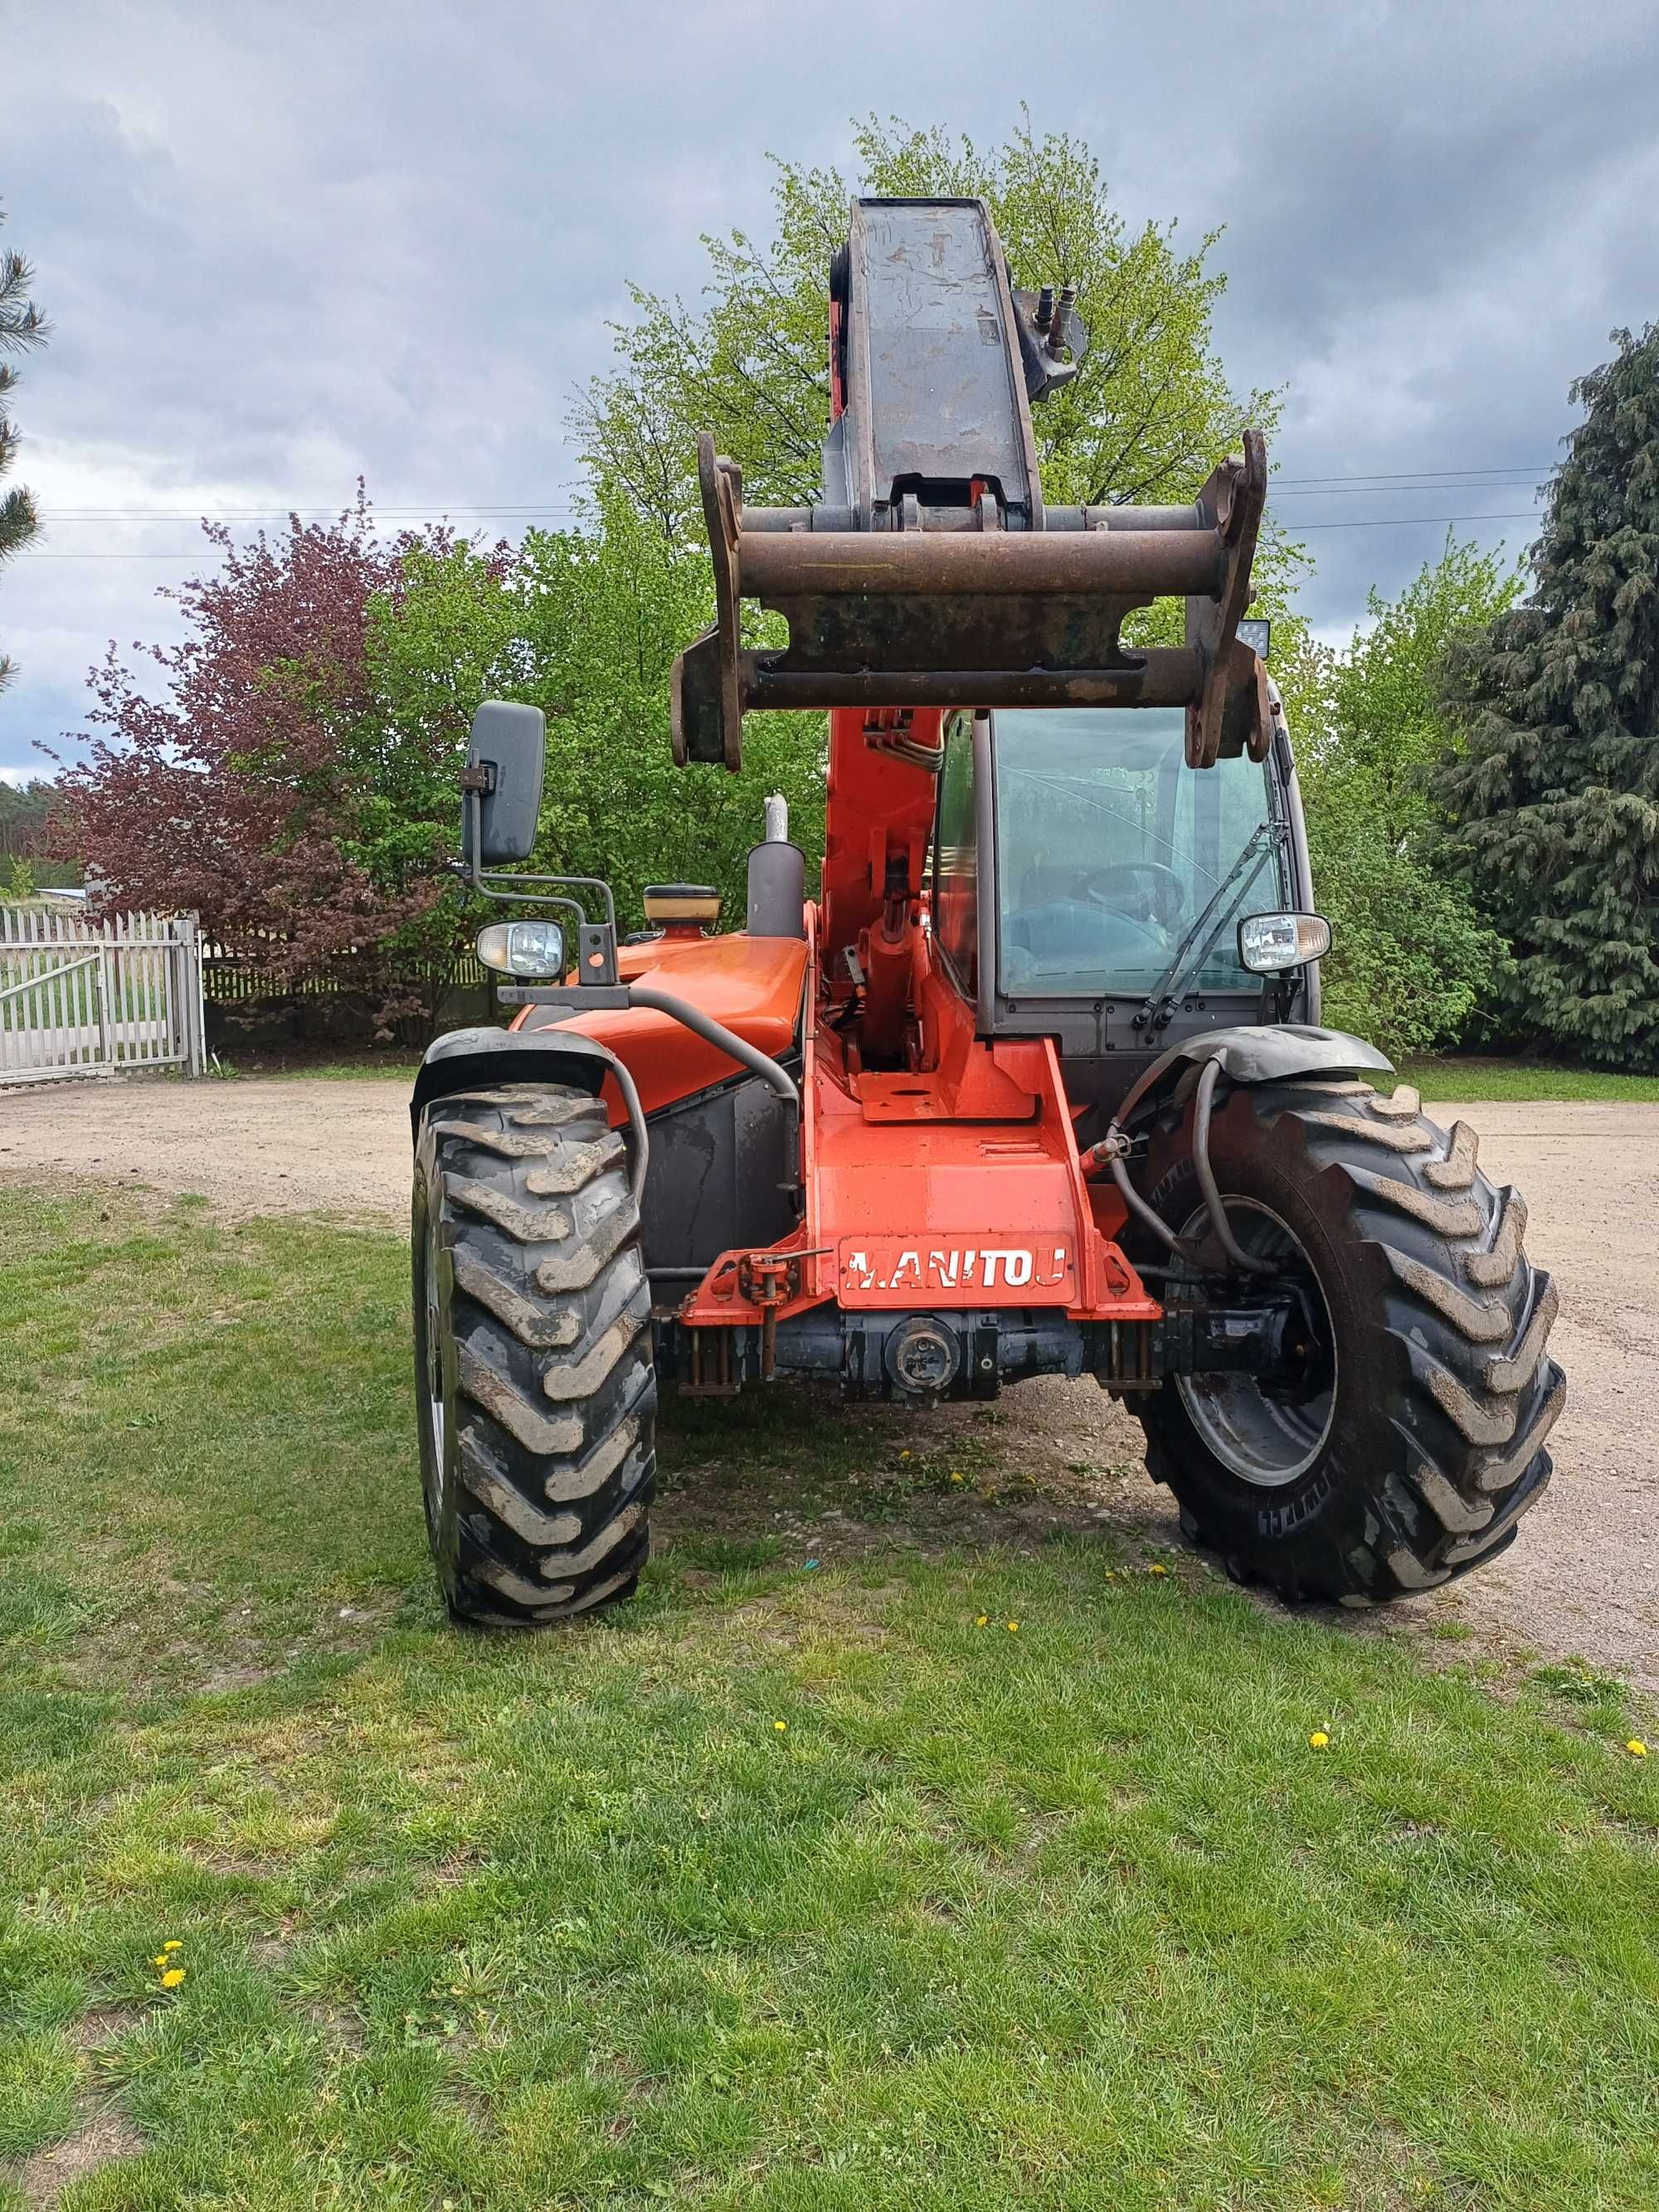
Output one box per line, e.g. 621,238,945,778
932,712,978,994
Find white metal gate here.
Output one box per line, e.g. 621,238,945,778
0,906,206,1084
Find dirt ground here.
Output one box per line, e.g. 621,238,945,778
2,1074,1654,1695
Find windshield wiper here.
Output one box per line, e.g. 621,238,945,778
1134,819,1287,1031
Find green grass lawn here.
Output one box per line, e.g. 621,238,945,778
1,1190,1655,2210
1399,1057,1659,1105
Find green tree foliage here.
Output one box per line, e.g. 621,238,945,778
56,120,1344,1030
358,536,526,926
1324,542,1522,846
1433,326,1659,1069
1282,541,1518,1059
0,202,50,693
0,775,80,891
579,112,1293,599
506,488,823,927
0,773,56,859
573,110,1297,887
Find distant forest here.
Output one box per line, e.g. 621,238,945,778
0,775,80,890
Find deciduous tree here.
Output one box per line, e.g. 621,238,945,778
579,111,1294,598
51,497,510,1027
573,110,1297,898
511,484,824,927
1278,540,1518,1058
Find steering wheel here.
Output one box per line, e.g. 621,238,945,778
1087,861,1186,932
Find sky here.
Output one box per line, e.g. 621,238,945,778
3,0,1657,784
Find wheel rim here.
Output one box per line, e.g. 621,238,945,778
421,1206,449,1520
1174,1198,1336,1487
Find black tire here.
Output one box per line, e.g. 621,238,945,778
412,1082,654,1626
1130,1077,1563,1606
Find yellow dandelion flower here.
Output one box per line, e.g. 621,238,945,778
160,1967,185,1988
1309,1731,1331,1750
774,1719,788,1732
1104,1570,1117,1581
1006,1621,1019,1633
899,1449,911,1461
151,1954,168,1966
975,1614,989,1626
950,1471,964,1483
162,1941,182,1952
1627,1738,1648,1757
1150,1563,1169,1577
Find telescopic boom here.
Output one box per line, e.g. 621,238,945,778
671,197,1273,775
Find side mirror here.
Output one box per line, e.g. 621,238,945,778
464,700,546,867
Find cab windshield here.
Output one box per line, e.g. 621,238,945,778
993,707,1282,999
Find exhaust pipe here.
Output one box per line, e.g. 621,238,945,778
747,791,805,939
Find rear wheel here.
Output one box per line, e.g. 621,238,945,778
412,1082,654,1625
1131,1077,1562,1605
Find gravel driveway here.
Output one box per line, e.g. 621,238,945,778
3,1075,1654,1693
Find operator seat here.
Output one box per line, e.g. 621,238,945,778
1001,897,1168,991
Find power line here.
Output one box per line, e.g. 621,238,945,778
37,505,585,520
31,462,1562,524
17,508,1546,559
1267,483,1546,499
36,485,1553,522
1272,464,1554,486
1291,512,1540,532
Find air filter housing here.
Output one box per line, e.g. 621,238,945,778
643,883,721,934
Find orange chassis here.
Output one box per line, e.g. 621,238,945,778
511,702,1160,1390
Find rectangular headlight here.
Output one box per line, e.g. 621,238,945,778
1237,912,1331,974
476,919,567,977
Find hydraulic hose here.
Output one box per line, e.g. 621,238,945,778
1105,1144,1180,1253
1192,1059,1277,1276
609,1050,649,1209
1096,1057,1277,1279
626,988,800,1115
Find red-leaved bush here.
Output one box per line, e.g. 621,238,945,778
50,493,507,1029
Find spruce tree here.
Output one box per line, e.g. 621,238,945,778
1433,324,1659,1068
0,202,50,694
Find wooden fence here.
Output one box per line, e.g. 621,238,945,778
200,947,492,1048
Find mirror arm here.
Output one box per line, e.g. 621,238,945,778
459,758,622,990
459,834,619,936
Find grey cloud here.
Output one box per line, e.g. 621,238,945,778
3,0,1657,771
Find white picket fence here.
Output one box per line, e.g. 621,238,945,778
0,905,207,1084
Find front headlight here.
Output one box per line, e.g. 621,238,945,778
475,919,567,977
1237,912,1331,974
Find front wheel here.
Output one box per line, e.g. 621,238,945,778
412,1082,655,1626
1131,1077,1563,1605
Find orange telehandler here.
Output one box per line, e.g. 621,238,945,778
410,198,1562,1624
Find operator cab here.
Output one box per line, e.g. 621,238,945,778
930,703,1318,1098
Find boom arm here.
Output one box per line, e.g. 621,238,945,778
671,197,1273,776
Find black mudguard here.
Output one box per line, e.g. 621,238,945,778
1118,1024,1393,1130
410,1026,623,1140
